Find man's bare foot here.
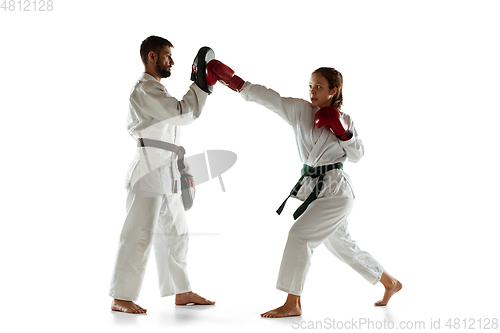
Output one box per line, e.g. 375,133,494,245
261,294,302,318
111,299,147,314
375,271,402,306
175,291,215,306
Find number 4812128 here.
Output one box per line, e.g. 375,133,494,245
1,0,53,11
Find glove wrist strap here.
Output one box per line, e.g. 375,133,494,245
227,76,245,92
339,130,353,141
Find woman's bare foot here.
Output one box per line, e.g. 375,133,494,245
261,294,302,318
375,271,402,306
111,299,147,314
175,291,215,306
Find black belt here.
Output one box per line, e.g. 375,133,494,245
277,162,343,220
137,138,186,171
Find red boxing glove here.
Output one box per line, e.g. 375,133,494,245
314,106,353,141
205,60,218,87
206,60,245,92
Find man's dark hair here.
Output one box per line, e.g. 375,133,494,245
140,36,174,66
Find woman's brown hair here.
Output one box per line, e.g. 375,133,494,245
312,67,343,110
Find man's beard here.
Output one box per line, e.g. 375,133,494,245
156,63,171,78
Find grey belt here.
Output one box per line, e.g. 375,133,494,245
137,138,186,171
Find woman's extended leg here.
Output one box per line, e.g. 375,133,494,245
323,222,401,306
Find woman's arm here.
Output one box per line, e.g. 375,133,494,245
207,60,308,126
339,115,364,163
239,82,309,126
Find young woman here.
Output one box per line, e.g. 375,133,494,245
206,62,402,318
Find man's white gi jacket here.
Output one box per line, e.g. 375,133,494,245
124,73,208,195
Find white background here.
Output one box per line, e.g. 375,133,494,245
1,0,499,332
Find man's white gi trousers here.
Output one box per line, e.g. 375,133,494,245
277,188,384,296
109,188,191,301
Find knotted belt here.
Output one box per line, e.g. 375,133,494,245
137,138,186,171
277,162,343,220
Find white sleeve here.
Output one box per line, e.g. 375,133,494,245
339,116,364,163
239,81,308,126
131,82,208,126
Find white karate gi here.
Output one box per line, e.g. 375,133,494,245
109,73,208,301
240,82,384,296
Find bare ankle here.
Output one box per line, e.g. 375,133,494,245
285,294,301,307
